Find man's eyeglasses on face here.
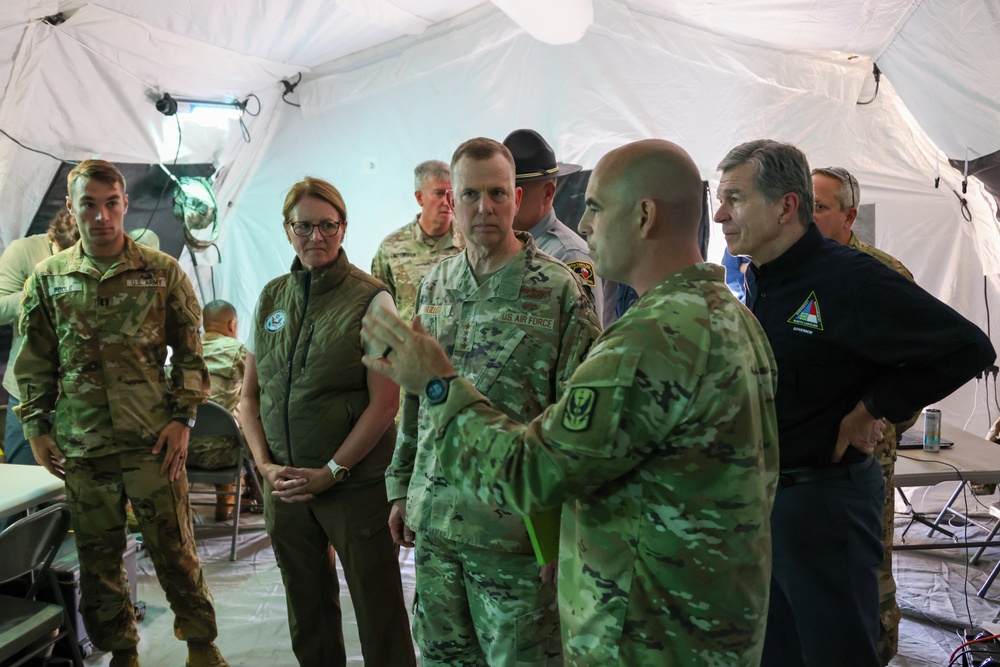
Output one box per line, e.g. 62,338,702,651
286,220,343,238
825,166,858,209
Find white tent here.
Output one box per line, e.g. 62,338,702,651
1,0,999,428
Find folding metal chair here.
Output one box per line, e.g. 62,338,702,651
186,401,263,561
0,502,85,667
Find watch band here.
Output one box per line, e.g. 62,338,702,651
326,459,351,481
173,417,196,429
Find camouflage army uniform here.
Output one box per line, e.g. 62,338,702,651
186,331,247,469
848,231,916,665
426,263,780,666
14,236,216,652
370,215,464,324
386,231,601,665
524,209,604,321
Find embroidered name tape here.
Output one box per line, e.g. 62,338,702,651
419,304,453,317
48,283,82,296
499,312,554,330
126,277,167,288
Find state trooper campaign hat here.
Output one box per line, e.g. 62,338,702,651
503,129,583,183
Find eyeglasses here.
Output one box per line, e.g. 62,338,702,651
824,166,858,209
286,220,343,238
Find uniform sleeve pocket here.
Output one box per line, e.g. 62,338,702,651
543,349,641,457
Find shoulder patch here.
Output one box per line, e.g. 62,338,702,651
788,291,823,331
562,387,596,431
265,310,287,332
566,260,596,287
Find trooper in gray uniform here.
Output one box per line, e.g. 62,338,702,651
503,129,608,324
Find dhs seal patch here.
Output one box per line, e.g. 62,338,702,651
265,310,287,332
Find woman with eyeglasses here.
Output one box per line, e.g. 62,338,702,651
239,177,416,666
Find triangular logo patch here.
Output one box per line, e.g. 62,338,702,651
788,291,823,330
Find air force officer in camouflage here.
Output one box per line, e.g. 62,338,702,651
384,137,602,665
364,139,780,666
15,160,227,667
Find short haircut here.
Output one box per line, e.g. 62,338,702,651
717,140,814,227
47,208,79,248
450,138,516,177
282,177,347,224
67,159,127,196
812,166,860,211
203,299,237,322
414,160,450,191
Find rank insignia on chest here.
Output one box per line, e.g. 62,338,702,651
562,387,596,432
788,291,824,331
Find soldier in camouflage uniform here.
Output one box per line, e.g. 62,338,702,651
370,139,779,666
183,299,250,521
812,166,917,666
384,138,601,665
14,160,228,667
371,159,464,325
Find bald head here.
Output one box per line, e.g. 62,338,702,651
598,139,703,235
580,140,704,294
203,299,238,338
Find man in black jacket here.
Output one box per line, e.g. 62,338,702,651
714,139,995,667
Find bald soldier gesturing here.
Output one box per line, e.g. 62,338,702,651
362,139,781,666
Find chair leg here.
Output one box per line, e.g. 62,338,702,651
243,455,265,503
48,571,86,667
972,519,1000,565
230,463,243,562
979,561,1000,598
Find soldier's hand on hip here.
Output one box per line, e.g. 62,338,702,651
29,434,66,480
153,420,191,482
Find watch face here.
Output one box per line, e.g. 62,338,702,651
426,378,447,403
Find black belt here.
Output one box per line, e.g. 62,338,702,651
779,465,852,489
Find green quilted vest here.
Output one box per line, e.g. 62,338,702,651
253,250,394,486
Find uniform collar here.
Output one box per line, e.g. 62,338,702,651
65,235,149,279
642,263,726,300
290,248,351,296
450,230,536,301
751,223,822,280
412,214,463,250
523,208,557,238
203,331,228,343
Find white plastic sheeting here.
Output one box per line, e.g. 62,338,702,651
0,0,998,427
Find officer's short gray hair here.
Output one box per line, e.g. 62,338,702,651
414,160,451,191
717,140,814,227
812,166,860,212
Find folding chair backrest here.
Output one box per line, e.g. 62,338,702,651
191,401,243,441
0,503,71,597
